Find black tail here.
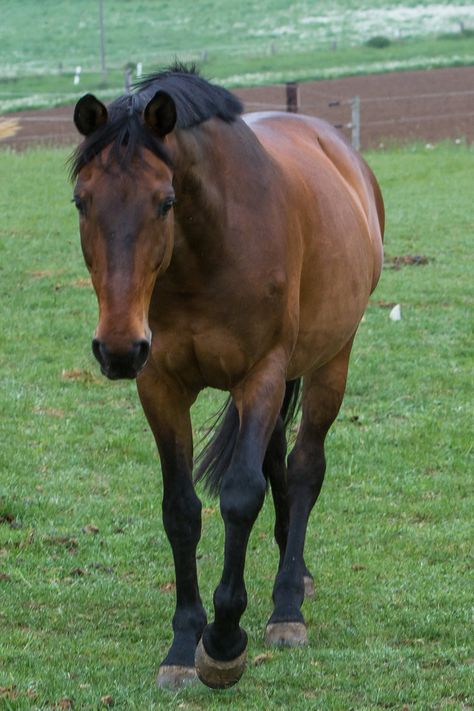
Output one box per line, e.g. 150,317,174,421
281,377,302,431
194,379,301,496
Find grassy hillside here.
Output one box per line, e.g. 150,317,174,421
0,142,472,708
1,0,474,111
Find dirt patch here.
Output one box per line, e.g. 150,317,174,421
237,66,474,148
385,254,431,268
1,66,473,151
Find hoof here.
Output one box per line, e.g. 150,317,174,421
195,638,247,689
304,575,315,598
156,665,198,689
265,621,308,647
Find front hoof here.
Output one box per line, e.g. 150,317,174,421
156,665,198,689
265,621,308,647
195,638,247,689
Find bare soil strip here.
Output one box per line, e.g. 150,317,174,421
1,66,473,150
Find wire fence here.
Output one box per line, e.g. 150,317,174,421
239,81,474,148
1,79,474,149
239,103,474,130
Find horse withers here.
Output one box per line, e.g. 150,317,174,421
71,65,384,689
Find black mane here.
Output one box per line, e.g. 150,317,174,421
69,63,243,179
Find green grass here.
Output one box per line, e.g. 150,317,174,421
0,141,473,709
1,0,474,111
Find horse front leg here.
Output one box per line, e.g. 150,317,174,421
195,354,286,689
137,369,207,689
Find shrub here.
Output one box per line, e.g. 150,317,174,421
366,35,391,48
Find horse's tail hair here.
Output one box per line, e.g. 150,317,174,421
193,398,239,497
194,378,301,497
281,377,302,431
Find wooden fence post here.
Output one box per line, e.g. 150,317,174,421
351,96,361,151
286,82,299,113
329,97,361,150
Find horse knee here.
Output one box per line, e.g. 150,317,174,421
220,468,266,525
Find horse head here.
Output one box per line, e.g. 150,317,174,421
72,91,177,379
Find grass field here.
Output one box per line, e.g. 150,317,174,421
0,141,473,709
1,1,474,111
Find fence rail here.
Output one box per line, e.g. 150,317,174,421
240,79,474,149
1,73,474,150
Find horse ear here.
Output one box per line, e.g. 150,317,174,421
74,94,108,136
144,91,177,137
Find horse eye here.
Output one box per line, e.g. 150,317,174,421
158,197,176,218
72,195,85,215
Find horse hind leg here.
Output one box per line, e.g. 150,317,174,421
264,415,288,567
265,338,354,646
264,382,315,598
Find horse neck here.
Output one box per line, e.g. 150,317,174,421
170,119,273,260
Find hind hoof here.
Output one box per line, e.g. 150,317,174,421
156,665,198,688
265,621,308,647
304,575,315,598
195,638,247,689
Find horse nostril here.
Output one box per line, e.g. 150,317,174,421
92,338,105,366
91,337,149,378
133,339,150,369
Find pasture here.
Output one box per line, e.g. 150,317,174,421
0,140,473,709
1,0,474,111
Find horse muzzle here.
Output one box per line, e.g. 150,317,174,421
92,337,150,380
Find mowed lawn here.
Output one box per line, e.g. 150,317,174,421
0,141,472,709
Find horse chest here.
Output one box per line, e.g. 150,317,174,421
192,331,252,389
150,269,290,389
152,328,251,391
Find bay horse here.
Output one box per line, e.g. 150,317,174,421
71,65,384,689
